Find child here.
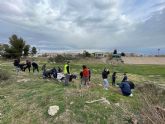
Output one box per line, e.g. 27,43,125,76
122,73,128,82
82,65,90,87
112,72,117,86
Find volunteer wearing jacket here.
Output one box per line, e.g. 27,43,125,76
64,61,70,86
82,65,90,87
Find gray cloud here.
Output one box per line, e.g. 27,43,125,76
0,0,165,53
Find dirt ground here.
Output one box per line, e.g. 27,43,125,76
122,57,165,65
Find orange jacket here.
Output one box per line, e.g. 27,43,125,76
83,68,89,77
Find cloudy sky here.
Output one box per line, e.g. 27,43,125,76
0,0,165,54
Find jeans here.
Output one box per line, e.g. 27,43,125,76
15,66,20,75
64,74,70,86
103,79,109,88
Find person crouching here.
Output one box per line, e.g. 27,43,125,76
119,81,132,96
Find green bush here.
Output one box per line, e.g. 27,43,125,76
48,55,66,63
0,69,10,81
48,54,77,63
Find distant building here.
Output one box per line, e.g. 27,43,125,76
112,53,121,58
94,52,108,58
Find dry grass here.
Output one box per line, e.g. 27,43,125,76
137,83,165,124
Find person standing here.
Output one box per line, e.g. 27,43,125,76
63,61,70,86
82,65,90,87
102,68,110,90
13,58,20,75
24,60,31,72
80,71,83,88
88,68,91,82
112,72,117,86
122,73,128,82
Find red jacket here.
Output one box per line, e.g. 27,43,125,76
83,68,89,77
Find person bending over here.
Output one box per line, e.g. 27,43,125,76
32,61,39,73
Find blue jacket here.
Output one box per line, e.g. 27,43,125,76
120,82,131,95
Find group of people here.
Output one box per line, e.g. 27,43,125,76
102,68,134,96
13,59,134,97
13,59,39,74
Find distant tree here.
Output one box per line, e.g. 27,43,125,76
113,49,117,54
157,48,160,56
23,45,30,56
1,44,9,57
31,46,37,55
3,34,30,58
83,50,91,57
0,45,3,56
121,52,125,56
54,55,65,63
9,34,25,57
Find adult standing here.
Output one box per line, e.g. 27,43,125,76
13,58,20,75
63,61,70,86
102,68,110,90
24,60,31,72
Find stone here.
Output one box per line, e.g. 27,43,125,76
70,101,74,105
115,103,120,106
48,105,59,116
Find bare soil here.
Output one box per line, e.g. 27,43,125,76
122,57,165,65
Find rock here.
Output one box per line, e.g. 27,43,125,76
70,101,74,105
114,103,120,106
48,105,59,116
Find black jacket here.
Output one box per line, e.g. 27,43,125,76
102,70,110,79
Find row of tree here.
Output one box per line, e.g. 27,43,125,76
0,34,37,58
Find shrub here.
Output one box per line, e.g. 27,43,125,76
0,69,10,81
48,54,77,63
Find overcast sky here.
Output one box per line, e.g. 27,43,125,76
0,0,165,54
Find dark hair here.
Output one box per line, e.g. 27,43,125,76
82,65,87,69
